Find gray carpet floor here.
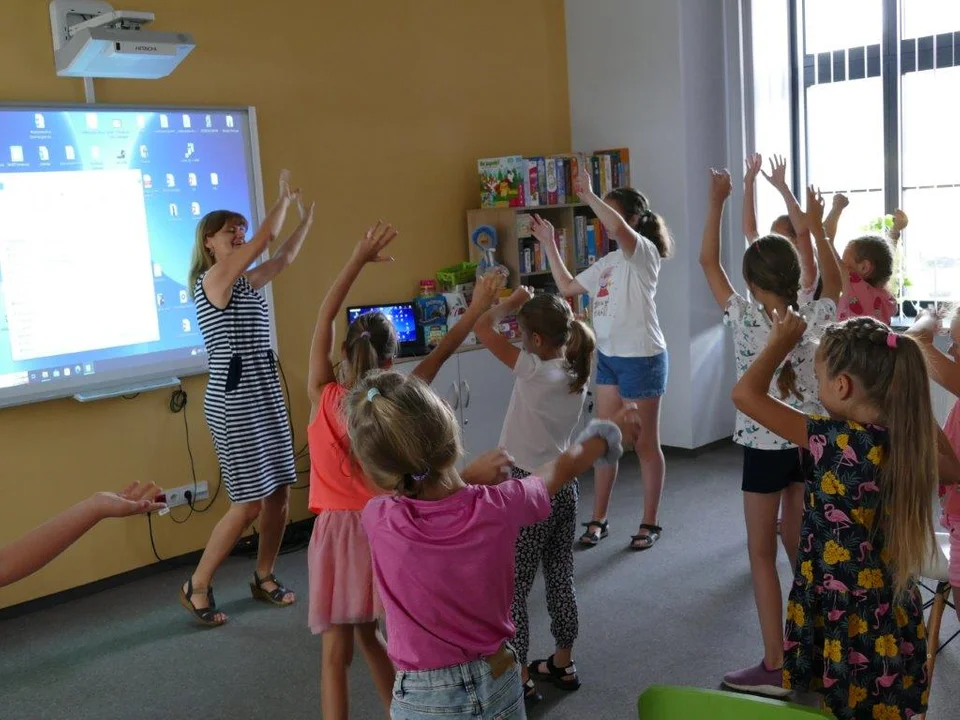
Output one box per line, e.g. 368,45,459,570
1,445,957,719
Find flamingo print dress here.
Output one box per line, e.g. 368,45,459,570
784,417,928,719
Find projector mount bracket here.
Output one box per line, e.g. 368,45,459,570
49,0,154,53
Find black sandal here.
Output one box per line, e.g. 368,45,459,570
578,520,608,547
250,571,295,606
179,578,225,627
629,523,662,551
529,655,581,692
523,678,543,708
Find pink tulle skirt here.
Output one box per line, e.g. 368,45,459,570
307,509,383,634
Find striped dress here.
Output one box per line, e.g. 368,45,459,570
194,273,296,503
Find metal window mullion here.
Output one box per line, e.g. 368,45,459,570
882,0,901,216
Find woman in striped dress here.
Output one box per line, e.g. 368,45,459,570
179,170,313,626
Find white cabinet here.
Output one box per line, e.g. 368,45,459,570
394,348,515,465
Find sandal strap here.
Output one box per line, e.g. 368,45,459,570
582,520,608,530
638,523,662,534
253,571,279,587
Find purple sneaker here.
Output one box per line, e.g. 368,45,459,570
722,660,790,698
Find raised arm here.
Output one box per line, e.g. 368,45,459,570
731,308,811,448
762,155,816,291
246,196,315,290
804,186,843,305
906,311,960,396
572,161,640,257
412,272,505,384
699,169,737,310
475,286,532,370
743,153,762,243
531,214,586,298
307,222,399,408
203,170,296,305
823,192,848,245
0,483,164,588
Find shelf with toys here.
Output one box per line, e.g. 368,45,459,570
466,147,630,323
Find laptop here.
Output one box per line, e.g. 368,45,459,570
345,302,422,358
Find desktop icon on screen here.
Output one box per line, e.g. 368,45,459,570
166,173,175,188
225,115,235,128
210,172,219,186
34,113,45,129
85,113,98,130
169,203,179,217
182,114,191,129
140,145,149,159
160,114,169,129
179,289,189,303
185,143,195,159
205,114,212,128
64,367,71,377
112,119,122,129
65,145,75,160
182,319,192,332
143,174,153,189
91,146,101,161
84,363,94,374
38,146,49,162
136,115,146,129
9,146,23,163
187,172,197,187
191,202,201,216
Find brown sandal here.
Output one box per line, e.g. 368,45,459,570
629,524,663,551
250,571,295,606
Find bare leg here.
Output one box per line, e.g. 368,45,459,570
184,501,260,620
634,396,665,534
744,491,787,669
321,625,355,720
254,485,295,603
588,385,623,522
355,621,396,715
779,482,804,570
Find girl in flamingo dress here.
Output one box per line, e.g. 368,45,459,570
732,313,959,719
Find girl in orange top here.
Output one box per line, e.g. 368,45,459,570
305,220,504,719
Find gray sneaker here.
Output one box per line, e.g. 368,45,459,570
722,661,790,698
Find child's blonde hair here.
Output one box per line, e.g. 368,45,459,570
340,312,397,389
345,370,461,498
818,317,936,595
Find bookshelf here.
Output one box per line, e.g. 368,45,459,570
465,203,614,303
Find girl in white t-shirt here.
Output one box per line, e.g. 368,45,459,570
535,163,673,552
476,288,596,707
700,169,841,698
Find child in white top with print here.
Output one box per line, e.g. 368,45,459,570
699,169,842,697
535,163,673,552
476,287,596,707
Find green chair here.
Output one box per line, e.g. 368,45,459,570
639,685,832,719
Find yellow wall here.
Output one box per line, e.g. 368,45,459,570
0,0,571,609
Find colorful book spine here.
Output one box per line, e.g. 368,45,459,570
545,159,558,205
525,158,540,207
591,156,602,198
537,158,548,204
585,222,598,265
554,157,567,206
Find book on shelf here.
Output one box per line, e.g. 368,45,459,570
518,228,568,275
477,148,631,209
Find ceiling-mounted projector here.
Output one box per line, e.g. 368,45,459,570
50,0,194,79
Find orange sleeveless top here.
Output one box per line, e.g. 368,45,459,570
308,383,378,513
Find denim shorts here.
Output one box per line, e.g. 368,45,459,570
390,655,525,719
595,350,669,400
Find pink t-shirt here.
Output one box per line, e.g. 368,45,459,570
941,400,960,586
837,272,897,325
361,476,551,671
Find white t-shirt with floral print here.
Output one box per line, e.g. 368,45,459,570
724,295,836,450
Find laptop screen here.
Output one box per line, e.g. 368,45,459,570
346,303,418,345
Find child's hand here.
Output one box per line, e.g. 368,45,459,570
769,307,807,350
470,272,506,311
462,448,515,485
611,402,642,447
530,214,555,246
508,285,534,307
761,154,789,190
804,185,825,228
93,482,166,518
832,193,849,211
573,161,593,198
906,308,940,345
892,208,909,232
279,169,297,202
744,153,762,184
709,168,733,204
351,221,398,265
297,195,315,225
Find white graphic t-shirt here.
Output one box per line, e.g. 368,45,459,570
724,295,836,450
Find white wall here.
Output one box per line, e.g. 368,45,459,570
566,0,745,449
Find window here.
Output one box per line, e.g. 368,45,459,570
793,0,960,303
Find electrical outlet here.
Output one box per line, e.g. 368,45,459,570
161,481,210,509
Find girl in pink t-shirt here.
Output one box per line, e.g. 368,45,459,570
305,222,504,719
345,370,639,720
907,308,960,619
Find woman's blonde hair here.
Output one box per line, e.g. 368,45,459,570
345,370,461,498
187,210,248,296
818,317,937,595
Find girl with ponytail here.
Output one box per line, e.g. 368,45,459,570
700,171,842,697
304,221,503,719
732,310,957,719
476,287,596,705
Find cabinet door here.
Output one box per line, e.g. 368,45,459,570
457,348,516,462
394,358,463,425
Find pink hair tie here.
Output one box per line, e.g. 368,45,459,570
887,332,898,349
